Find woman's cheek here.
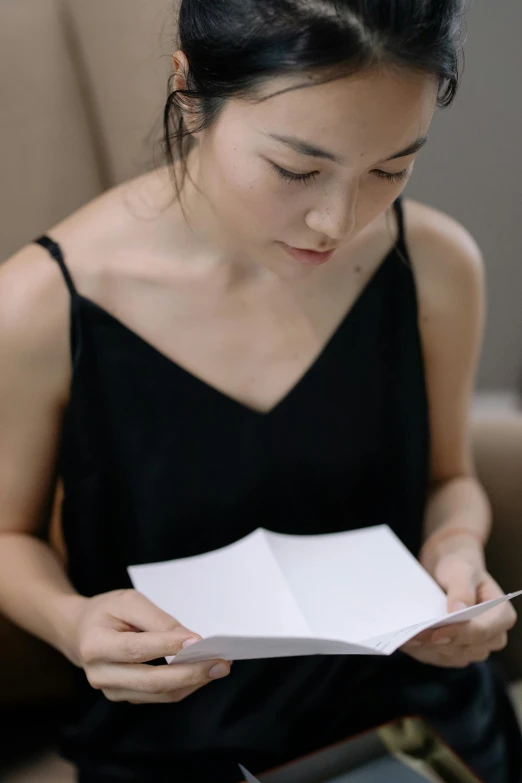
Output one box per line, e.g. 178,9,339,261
233,176,299,233
212,146,302,235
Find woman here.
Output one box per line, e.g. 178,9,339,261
0,0,520,781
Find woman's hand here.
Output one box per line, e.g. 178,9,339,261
401,537,517,668
62,589,231,704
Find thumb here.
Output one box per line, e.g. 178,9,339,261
435,561,478,613
109,589,200,640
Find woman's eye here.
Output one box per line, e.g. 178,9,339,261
270,161,410,186
372,168,410,184
270,162,318,185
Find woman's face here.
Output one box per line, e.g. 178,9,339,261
191,66,438,271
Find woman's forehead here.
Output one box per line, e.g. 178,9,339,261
222,69,437,158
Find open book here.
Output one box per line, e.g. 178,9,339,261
128,525,521,664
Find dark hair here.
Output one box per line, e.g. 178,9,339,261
162,0,466,197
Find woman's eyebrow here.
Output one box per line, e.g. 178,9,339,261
379,136,429,162
261,132,429,164
263,132,342,162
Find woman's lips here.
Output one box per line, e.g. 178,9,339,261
280,243,336,265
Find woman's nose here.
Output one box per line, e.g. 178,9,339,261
305,186,357,243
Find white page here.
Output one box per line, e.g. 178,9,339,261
128,529,311,641
362,591,522,654
173,634,379,664
129,526,522,664
362,620,438,654
173,592,522,662
238,765,261,783
428,592,522,628
265,526,448,642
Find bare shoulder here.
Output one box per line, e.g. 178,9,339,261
0,168,170,352
403,198,484,284
0,169,168,400
400,197,485,383
0,239,73,404
402,198,485,322
48,166,175,295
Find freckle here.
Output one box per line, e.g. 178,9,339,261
355,266,361,274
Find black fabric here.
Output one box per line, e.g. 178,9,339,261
0,702,66,777
34,197,522,783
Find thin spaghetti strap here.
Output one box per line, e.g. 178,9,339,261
34,234,78,298
34,234,82,366
392,196,406,252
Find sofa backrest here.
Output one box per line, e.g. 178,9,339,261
65,0,174,185
0,0,103,259
0,0,174,261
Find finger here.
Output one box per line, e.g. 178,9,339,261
166,685,201,701
433,633,508,654
428,623,473,646
477,574,513,605
105,685,204,704
83,627,200,665
436,643,493,665
436,561,478,614
107,590,197,636
444,603,517,646
422,631,508,662
473,577,518,638
87,660,231,694
402,646,473,669
486,632,508,652
404,621,470,648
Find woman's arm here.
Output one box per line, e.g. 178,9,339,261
399,200,516,665
0,243,230,700
0,243,82,661
407,198,488,552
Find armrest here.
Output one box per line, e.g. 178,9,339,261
0,617,74,705
472,412,522,681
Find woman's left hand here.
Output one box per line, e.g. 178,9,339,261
402,545,517,668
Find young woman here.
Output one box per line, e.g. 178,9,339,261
0,1,520,781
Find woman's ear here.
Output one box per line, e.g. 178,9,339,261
172,50,198,133
172,50,190,92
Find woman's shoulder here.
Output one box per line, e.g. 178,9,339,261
401,197,485,355
0,169,171,374
1,168,172,310
47,166,176,292
402,197,484,286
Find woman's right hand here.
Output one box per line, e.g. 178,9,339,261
63,588,231,704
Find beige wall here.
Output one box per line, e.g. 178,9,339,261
407,0,522,390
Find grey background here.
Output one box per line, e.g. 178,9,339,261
407,0,522,390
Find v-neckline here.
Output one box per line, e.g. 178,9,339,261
76,245,396,417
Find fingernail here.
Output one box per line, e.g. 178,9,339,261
209,663,230,680
182,637,199,649
434,637,452,645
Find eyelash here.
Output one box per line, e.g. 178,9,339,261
270,162,409,186
271,163,318,185
372,168,410,184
